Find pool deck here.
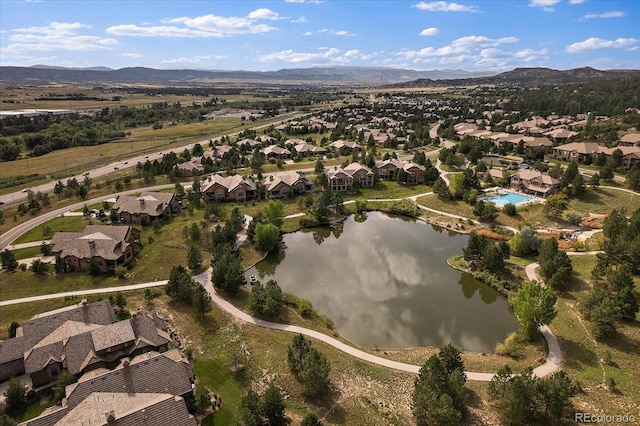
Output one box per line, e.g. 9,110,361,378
482,188,545,208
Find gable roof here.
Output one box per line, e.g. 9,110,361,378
1,300,115,366
50,225,135,261
113,192,175,217
64,349,193,409
262,171,312,192
201,174,257,193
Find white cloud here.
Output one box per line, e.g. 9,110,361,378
285,0,323,3
258,47,378,65
161,55,227,64
291,16,307,23
569,0,586,3
107,13,277,38
581,11,624,20
529,0,560,12
259,47,340,63
566,37,638,53
302,31,313,36
5,22,117,53
419,27,439,36
413,1,479,12
395,35,542,70
247,8,281,20
119,53,143,58
319,28,356,37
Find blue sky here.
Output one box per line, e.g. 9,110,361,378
1,0,638,71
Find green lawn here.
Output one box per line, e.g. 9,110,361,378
11,245,43,260
13,216,88,244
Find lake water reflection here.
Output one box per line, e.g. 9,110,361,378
246,212,518,353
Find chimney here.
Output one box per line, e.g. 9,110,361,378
270,176,274,181
123,359,130,371
88,240,95,249
105,411,116,426
139,198,145,207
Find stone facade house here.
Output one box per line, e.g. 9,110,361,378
262,171,313,199
200,174,257,202
113,192,179,224
1,300,172,387
509,170,560,198
327,163,374,191
50,225,140,272
20,349,195,426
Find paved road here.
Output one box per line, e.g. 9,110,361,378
0,112,309,206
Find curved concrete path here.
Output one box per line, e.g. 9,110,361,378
524,262,563,377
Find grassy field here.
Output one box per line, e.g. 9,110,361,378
13,216,88,244
417,187,640,231
548,254,640,417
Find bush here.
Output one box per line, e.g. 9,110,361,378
388,199,419,217
503,203,517,216
495,332,526,358
115,266,128,279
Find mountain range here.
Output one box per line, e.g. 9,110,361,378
0,66,493,86
0,65,638,87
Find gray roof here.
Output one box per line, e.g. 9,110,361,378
262,171,312,192
113,192,175,217
50,225,135,261
201,174,257,193
21,392,196,426
1,300,115,366
64,349,193,409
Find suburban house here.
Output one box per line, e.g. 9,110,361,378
113,192,179,224
618,133,640,147
262,171,313,199
50,225,140,272
236,138,262,149
0,300,172,387
601,146,640,170
261,145,291,159
175,159,204,174
376,159,426,183
327,163,374,191
544,128,579,142
329,140,362,152
294,142,327,158
21,349,195,426
552,142,601,162
509,170,560,198
200,174,257,202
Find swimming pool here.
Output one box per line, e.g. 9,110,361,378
483,191,535,207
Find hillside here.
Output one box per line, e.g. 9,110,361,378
0,66,493,86
392,67,640,88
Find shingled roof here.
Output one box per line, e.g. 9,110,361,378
113,192,176,218
50,225,135,261
21,392,196,426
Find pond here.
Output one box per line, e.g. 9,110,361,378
245,212,518,353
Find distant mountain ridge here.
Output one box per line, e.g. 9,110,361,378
0,65,494,85
391,67,640,88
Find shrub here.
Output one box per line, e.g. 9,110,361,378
503,203,517,216
495,332,526,358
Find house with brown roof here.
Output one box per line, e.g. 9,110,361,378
20,350,195,426
552,142,602,162
262,171,313,199
21,392,197,426
618,133,640,147
329,140,362,153
261,145,291,159
200,174,257,202
376,159,426,183
294,142,327,158
509,170,560,198
327,163,374,191
113,191,179,224
50,225,140,272
1,300,172,388
0,300,115,383
601,146,640,170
